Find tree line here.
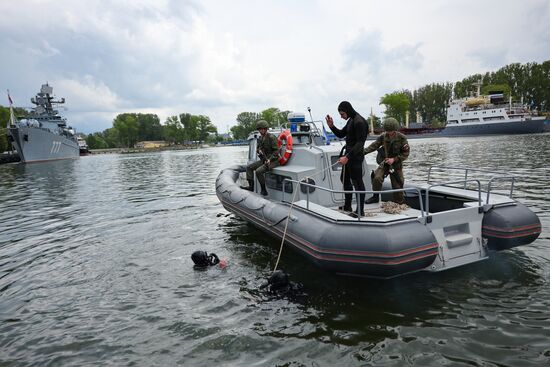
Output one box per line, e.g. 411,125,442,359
85,113,218,149
380,60,550,127
230,107,290,140
1,60,548,152
0,108,220,151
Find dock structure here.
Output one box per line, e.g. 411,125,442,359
0,152,20,164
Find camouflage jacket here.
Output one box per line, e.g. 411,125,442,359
364,132,410,170
257,133,279,163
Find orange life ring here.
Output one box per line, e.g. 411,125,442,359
277,130,293,165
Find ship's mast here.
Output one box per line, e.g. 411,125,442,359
472,80,482,97
30,84,65,115
7,90,16,127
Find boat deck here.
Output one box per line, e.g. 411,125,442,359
293,200,423,222
411,182,515,206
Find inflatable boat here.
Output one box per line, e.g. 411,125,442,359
216,114,541,278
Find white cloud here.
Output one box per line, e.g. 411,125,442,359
0,0,548,133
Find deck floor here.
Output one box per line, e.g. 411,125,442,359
293,200,423,222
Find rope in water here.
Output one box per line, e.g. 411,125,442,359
273,160,341,273
270,159,410,272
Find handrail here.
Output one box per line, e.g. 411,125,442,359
427,165,517,199
428,165,513,183
426,179,481,213
486,176,516,203
282,178,425,221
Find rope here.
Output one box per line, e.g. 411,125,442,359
273,186,299,272
272,159,341,272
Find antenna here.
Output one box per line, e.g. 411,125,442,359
307,106,313,122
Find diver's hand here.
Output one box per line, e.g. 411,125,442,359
385,157,395,165
338,156,349,165
325,115,334,128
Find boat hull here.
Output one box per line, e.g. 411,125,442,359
440,118,545,136
217,165,439,278
369,118,546,139
8,125,79,163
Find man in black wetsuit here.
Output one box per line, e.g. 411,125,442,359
325,101,368,217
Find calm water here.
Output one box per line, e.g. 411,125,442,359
1,134,549,366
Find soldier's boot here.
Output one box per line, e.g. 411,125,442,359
241,179,254,191
339,194,353,212
260,183,268,196
366,178,382,204
365,196,379,204
392,192,405,205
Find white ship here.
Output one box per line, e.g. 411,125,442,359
7,84,79,163
442,82,546,135
77,136,89,155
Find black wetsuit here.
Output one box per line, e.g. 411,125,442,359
330,111,368,214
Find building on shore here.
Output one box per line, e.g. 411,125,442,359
135,141,169,149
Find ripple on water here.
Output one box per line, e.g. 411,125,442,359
0,140,549,366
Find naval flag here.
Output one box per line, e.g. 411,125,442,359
7,90,13,105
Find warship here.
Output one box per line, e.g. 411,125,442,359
7,84,79,163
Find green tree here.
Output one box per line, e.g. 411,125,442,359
181,113,198,143
414,83,453,123
260,107,289,127
136,113,162,141
113,114,139,147
104,127,121,148
380,92,410,124
162,115,183,144
0,106,9,152
231,112,260,140
481,84,511,97
195,115,217,142
86,132,109,149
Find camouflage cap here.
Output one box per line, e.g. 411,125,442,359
383,117,399,131
256,120,269,129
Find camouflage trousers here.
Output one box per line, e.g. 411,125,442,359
371,166,405,204
246,160,280,186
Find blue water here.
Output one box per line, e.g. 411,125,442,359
1,134,549,366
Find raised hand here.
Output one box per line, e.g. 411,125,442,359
325,114,334,128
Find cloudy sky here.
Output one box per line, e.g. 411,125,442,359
1,0,549,133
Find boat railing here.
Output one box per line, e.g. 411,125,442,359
282,177,484,221
427,165,516,201
278,120,324,137
281,178,426,220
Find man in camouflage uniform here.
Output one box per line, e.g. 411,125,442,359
243,120,280,196
363,118,410,204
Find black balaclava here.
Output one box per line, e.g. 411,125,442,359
337,101,357,119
